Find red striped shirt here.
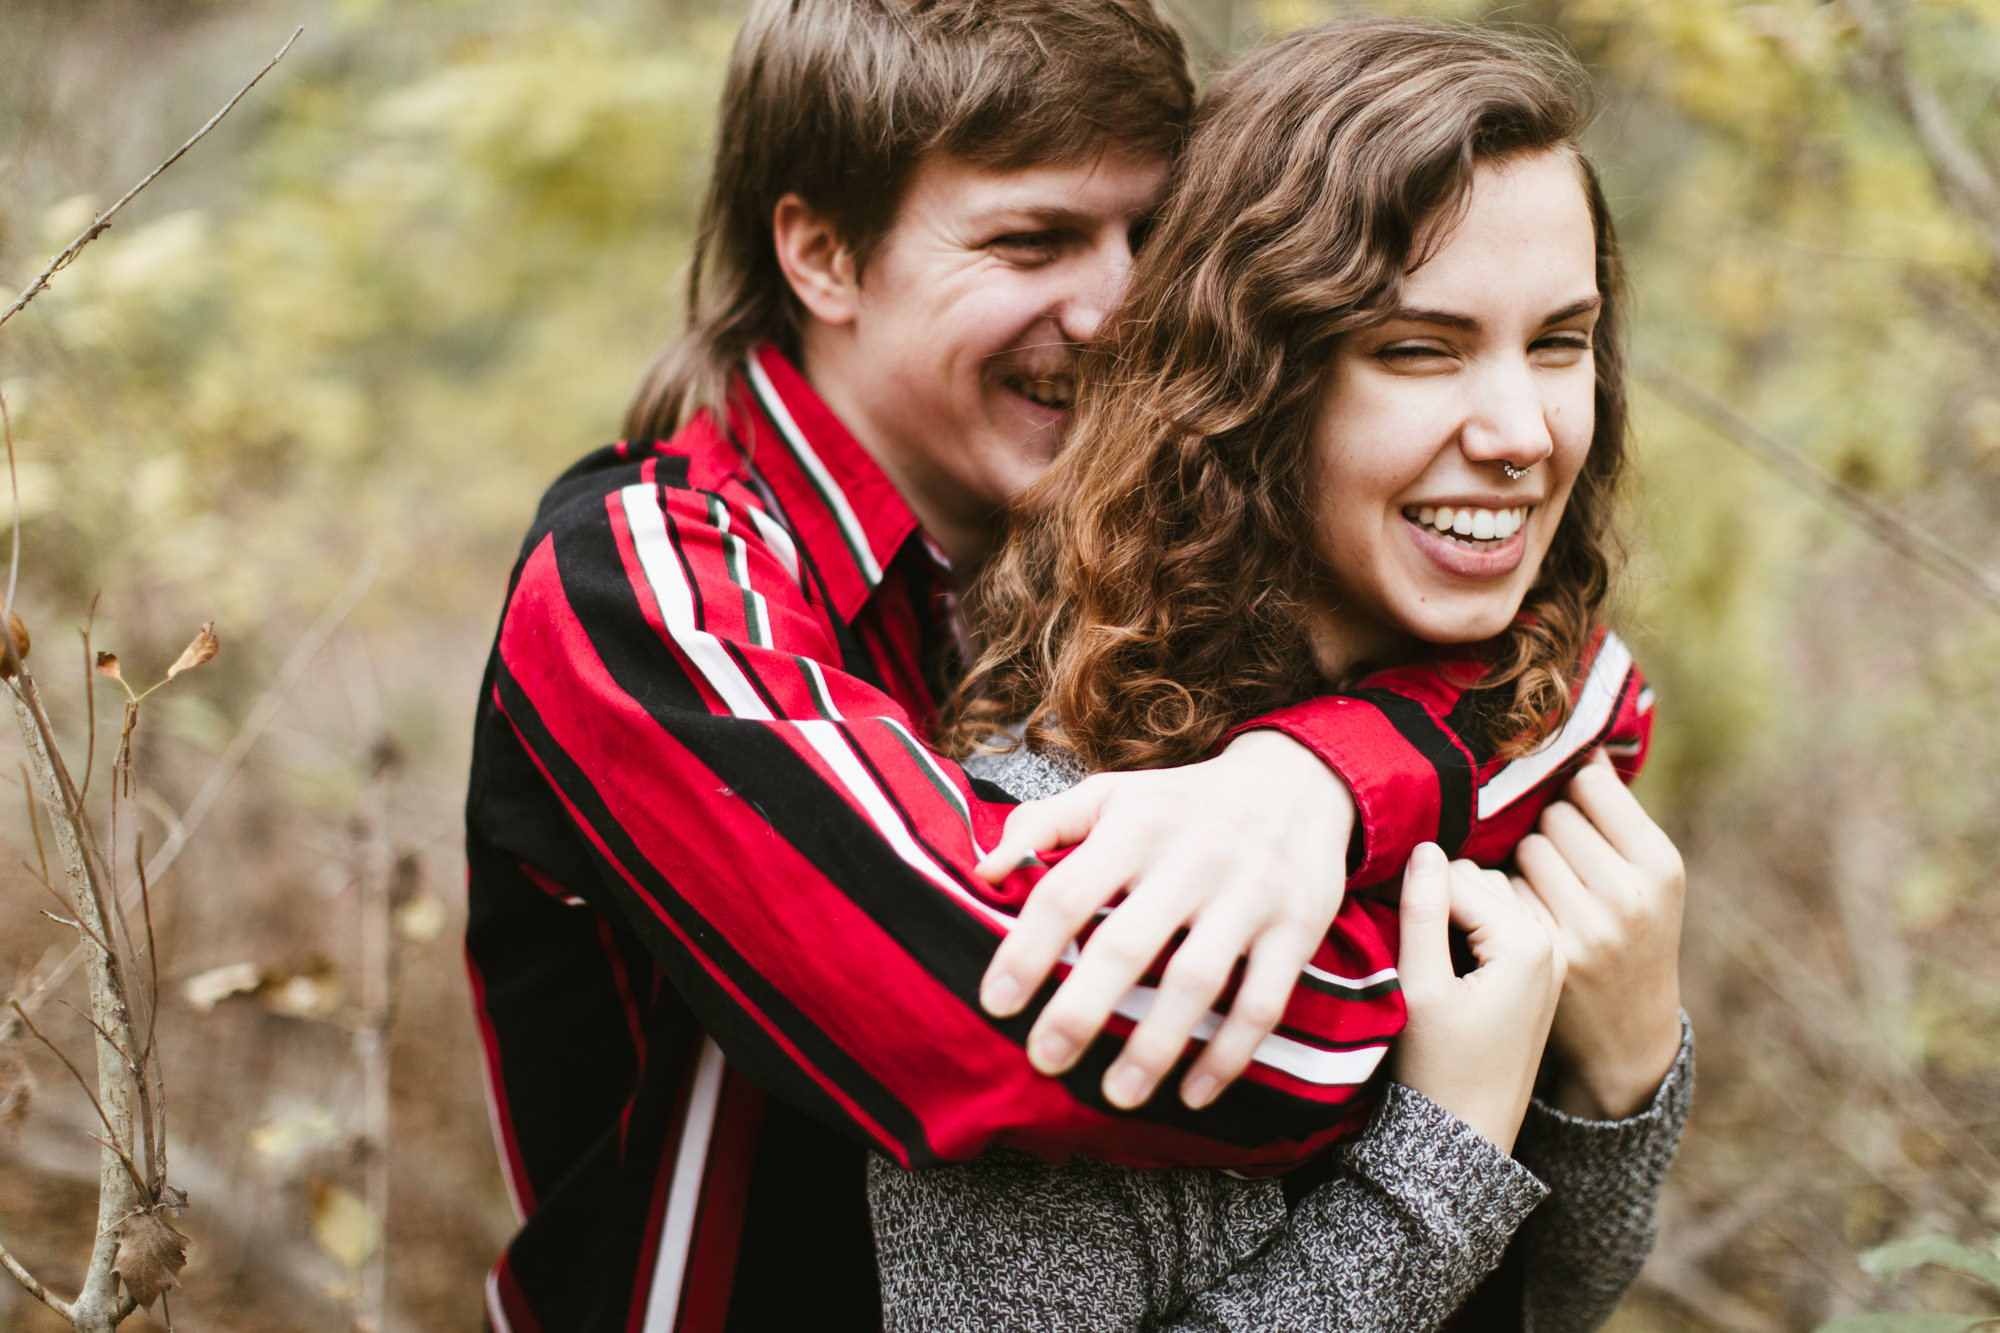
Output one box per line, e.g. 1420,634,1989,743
466,345,1653,1332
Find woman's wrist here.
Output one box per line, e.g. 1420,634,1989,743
1547,1009,1684,1121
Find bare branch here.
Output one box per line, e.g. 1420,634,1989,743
1844,0,2000,272
1,389,18,639
80,601,100,802
0,26,304,334
9,1000,147,1197
1638,356,2000,614
0,1232,74,1321
0,553,376,1044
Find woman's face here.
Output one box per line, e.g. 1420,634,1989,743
1308,149,1600,671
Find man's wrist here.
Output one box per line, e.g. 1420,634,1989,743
1220,729,1359,825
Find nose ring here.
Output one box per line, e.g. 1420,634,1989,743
1501,461,1532,481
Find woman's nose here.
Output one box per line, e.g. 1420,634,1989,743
1458,361,1556,472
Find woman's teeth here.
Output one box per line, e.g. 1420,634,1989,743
1405,504,1529,544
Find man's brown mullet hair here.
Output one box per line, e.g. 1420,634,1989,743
953,18,1629,771
623,0,1194,443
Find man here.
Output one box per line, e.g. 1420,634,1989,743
467,4,1468,1329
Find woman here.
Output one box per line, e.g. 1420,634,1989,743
868,18,1690,1331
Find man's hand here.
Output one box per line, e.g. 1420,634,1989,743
1512,752,1686,1121
974,730,1355,1111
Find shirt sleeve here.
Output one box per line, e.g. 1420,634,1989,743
474,465,1403,1173
1511,1014,1694,1333
1226,629,1655,888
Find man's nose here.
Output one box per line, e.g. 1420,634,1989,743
1055,233,1137,346
1458,360,1557,472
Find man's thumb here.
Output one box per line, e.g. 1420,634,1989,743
1396,842,1453,991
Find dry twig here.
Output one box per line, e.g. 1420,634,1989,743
0,28,302,334
1638,356,2000,614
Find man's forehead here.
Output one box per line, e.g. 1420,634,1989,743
912,147,1170,222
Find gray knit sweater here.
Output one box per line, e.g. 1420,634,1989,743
867,746,1694,1332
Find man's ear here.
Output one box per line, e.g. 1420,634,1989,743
772,193,860,327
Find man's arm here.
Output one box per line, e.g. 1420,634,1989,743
977,630,1652,1110
473,458,1401,1170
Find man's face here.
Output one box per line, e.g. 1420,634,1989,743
825,147,1169,558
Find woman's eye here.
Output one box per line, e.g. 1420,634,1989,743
1532,335,1592,364
1376,344,1452,366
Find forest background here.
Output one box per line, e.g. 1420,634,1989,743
1,0,1997,1328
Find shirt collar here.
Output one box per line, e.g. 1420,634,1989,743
733,345,933,621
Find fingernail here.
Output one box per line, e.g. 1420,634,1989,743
1105,1062,1147,1107
1182,1074,1219,1109
1030,1031,1074,1073
1016,853,1045,870
982,973,1022,1016
1410,842,1445,876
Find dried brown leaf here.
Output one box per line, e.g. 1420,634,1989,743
0,1055,34,1139
182,961,263,1013
0,610,27,678
165,621,218,680
95,650,122,682
113,1210,188,1308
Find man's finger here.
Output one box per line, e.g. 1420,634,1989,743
975,774,1119,882
1021,862,1204,1075
979,810,1147,1018
1180,916,1321,1108
1098,905,1260,1108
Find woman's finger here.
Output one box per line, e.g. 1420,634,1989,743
1509,873,1561,938
1563,753,1676,869
1394,844,1456,998
1178,915,1321,1108
1514,831,1594,928
1536,801,1633,908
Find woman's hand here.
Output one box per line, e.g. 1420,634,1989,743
974,730,1355,1111
1513,751,1686,1121
1394,843,1564,1153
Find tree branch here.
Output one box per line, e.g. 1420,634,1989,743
0,27,303,335
1844,0,2000,272
1637,356,2000,614
0,552,376,1045
0,1232,74,1321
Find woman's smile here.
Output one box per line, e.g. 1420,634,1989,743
1401,502,1537,576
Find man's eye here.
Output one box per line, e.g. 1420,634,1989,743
989,231,1061,259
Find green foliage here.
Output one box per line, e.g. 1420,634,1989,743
1863,1237,2000,1293
1810,1236,2000,1330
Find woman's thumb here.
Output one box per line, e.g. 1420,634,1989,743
1396,843,1453,991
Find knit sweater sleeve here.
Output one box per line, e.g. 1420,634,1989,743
1163,1083,1548,1331
1509,1014,1696,1333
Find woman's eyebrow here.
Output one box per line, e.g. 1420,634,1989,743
1542,295,1603,325
1383,294,1603,332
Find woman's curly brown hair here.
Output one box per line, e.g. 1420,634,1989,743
947,18,1629,771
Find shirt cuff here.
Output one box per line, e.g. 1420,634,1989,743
1225,699,1443,889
